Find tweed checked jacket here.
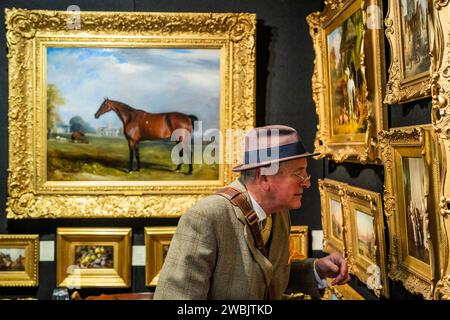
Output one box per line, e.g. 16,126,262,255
154,179,322,300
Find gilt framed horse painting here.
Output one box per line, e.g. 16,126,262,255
6,10,256,218
46,47,219,182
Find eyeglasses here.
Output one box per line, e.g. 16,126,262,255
290,172,311,185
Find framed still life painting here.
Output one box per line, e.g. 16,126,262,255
380,126,440,299
343,185,389,298
56,228,132,288
384,0,434,104
0,235,39,287
319,179,347,255
144,226,176,287
5,9,256,219
307,0,386,163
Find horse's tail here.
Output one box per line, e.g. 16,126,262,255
188,115,198,132
188,114,198,123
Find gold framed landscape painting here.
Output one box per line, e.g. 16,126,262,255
343,185,389,298
0,235,39,287
288,226,309,263
56,228,131,288
384,0,433,104
307,0,386,163
144,226,176,287
319,179,347,255
380,126,440,299
5,9,256,219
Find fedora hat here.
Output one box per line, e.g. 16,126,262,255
232,125,319,172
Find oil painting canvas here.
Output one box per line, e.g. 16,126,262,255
327,8,368,136
46,47,220,181
0,248,26,271
355,209,376,263
74,245,114,269
330,198,344,241
399,0,430,80
402,157,429,264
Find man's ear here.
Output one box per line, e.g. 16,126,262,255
255,168,271,192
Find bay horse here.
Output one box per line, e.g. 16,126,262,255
94,98,197,174
71,131,88,144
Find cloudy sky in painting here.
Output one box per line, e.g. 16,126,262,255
356,210,375,239
327,27,342,71
0,248,25,261
46,47,221,131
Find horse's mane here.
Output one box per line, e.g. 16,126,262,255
110,99,136,111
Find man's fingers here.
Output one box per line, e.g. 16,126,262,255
332,274,351,286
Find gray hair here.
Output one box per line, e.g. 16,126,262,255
239,168,258,185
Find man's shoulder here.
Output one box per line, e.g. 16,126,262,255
189,193,234,214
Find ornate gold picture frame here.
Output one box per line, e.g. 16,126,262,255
384,0,433,104
380,126,440,299
5,9,256,219
307,0,386,163
430,1,450,300
319,178,347,255
288,225,309,263
0,235,39,287
323,279,365,300
144,226,176,287
56,228,132,288
343,185,389,298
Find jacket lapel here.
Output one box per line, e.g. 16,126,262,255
228,180,273,286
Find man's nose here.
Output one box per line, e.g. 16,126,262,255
302,179,311,189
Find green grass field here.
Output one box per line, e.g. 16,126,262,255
47,134,218,181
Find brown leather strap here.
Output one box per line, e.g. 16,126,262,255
216,187,267,258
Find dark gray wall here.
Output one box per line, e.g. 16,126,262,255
0,0,430,300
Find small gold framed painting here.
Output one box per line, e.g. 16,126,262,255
343,185,389,298
384,0,434,104
56,228,132,288
0,235,39,287
319,179,347,255
144,226,176,287
288,226,309,263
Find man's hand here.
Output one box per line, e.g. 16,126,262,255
315,252,350,286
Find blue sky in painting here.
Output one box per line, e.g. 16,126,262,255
46,47,221,131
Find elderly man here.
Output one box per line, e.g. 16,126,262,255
154,125,349,299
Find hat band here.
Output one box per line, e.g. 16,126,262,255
244,142,307,165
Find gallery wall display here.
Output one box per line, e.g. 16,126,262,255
144,226,176,287
307,0,386,163
56,228,132,288
5,9,256,219
0,235,39,287
384,0,434,104
379,126,440,299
